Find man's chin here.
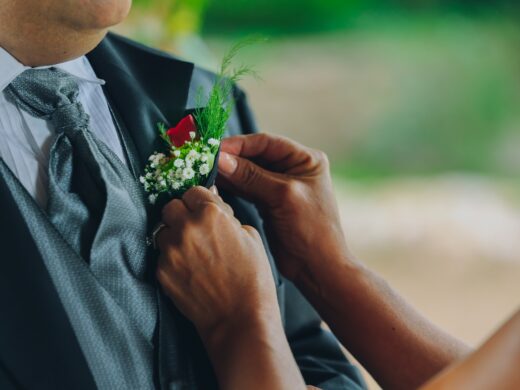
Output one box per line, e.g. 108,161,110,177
70,0,132,31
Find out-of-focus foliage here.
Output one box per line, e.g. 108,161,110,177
203,0,366,34
203,0,519,34
122,0,520,178
130,0,520,36
130,0,207,37
329,18,520,178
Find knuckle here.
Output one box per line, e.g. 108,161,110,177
201,201,223,218
304,148,329,170
184,186,216,211
162,199,183,219
243,225,261,240
224,203,235,217
184,185,205,200
313,150,330,167
256,132,271,144
279,179,304,203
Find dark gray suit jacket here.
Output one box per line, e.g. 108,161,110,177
0,33,366,389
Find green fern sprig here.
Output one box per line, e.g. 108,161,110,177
157,122,171,145
194,37,263,142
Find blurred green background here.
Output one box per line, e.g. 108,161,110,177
117,2,520,388
123,0,520,179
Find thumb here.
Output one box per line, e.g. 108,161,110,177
218,151,283,205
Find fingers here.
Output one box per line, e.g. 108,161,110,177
161,198,188,226
218,151,286,206
182,186,234,216
218,133,321,206
158,186,235,252
182,186,219,212
220,133,312,172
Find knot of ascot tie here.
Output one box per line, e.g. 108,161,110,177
4,67,90,133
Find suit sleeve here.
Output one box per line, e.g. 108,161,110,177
232,87,367,389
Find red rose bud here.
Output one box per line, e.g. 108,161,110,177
167,114,197,147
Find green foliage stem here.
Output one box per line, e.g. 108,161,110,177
194,37,260,142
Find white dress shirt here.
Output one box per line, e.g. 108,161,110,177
0,47,127,208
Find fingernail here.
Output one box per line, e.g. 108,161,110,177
210,186,218,195
218,152,238,176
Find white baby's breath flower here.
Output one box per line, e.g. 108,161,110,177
185,150,200,168
139,176,146,184
187,150,200,160
189,131,196,139
208,138,219,147
174,159,185,168
199,163,210,175
173,150,181,157
172,181,181,190
182,167,195,180
200,155,208,163
148,194,158,205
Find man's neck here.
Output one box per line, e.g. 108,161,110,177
1,32,107,68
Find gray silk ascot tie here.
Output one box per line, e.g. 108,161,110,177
4,67,158,358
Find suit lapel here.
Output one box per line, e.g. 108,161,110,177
0,172,96,390
87,32,195,169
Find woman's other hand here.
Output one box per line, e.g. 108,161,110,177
217,133,352,284
156,186,278,338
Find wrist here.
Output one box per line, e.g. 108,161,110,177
198,305,283,353
294,247,363,305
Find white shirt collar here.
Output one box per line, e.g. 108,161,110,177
0,46,105,92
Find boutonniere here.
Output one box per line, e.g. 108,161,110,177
140,40,257,204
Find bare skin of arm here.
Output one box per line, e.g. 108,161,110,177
157,133,518,390
217,133,470,389
420,310,520,390
156,187,306,390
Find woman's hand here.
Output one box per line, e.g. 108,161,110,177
155,186,306,390
218,134,470,389
156,186,278,338
217,133,352,283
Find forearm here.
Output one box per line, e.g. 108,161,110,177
420,310,520,390
200,310,306,390
295,252,470,389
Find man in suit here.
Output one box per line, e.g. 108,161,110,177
0,1,366,389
